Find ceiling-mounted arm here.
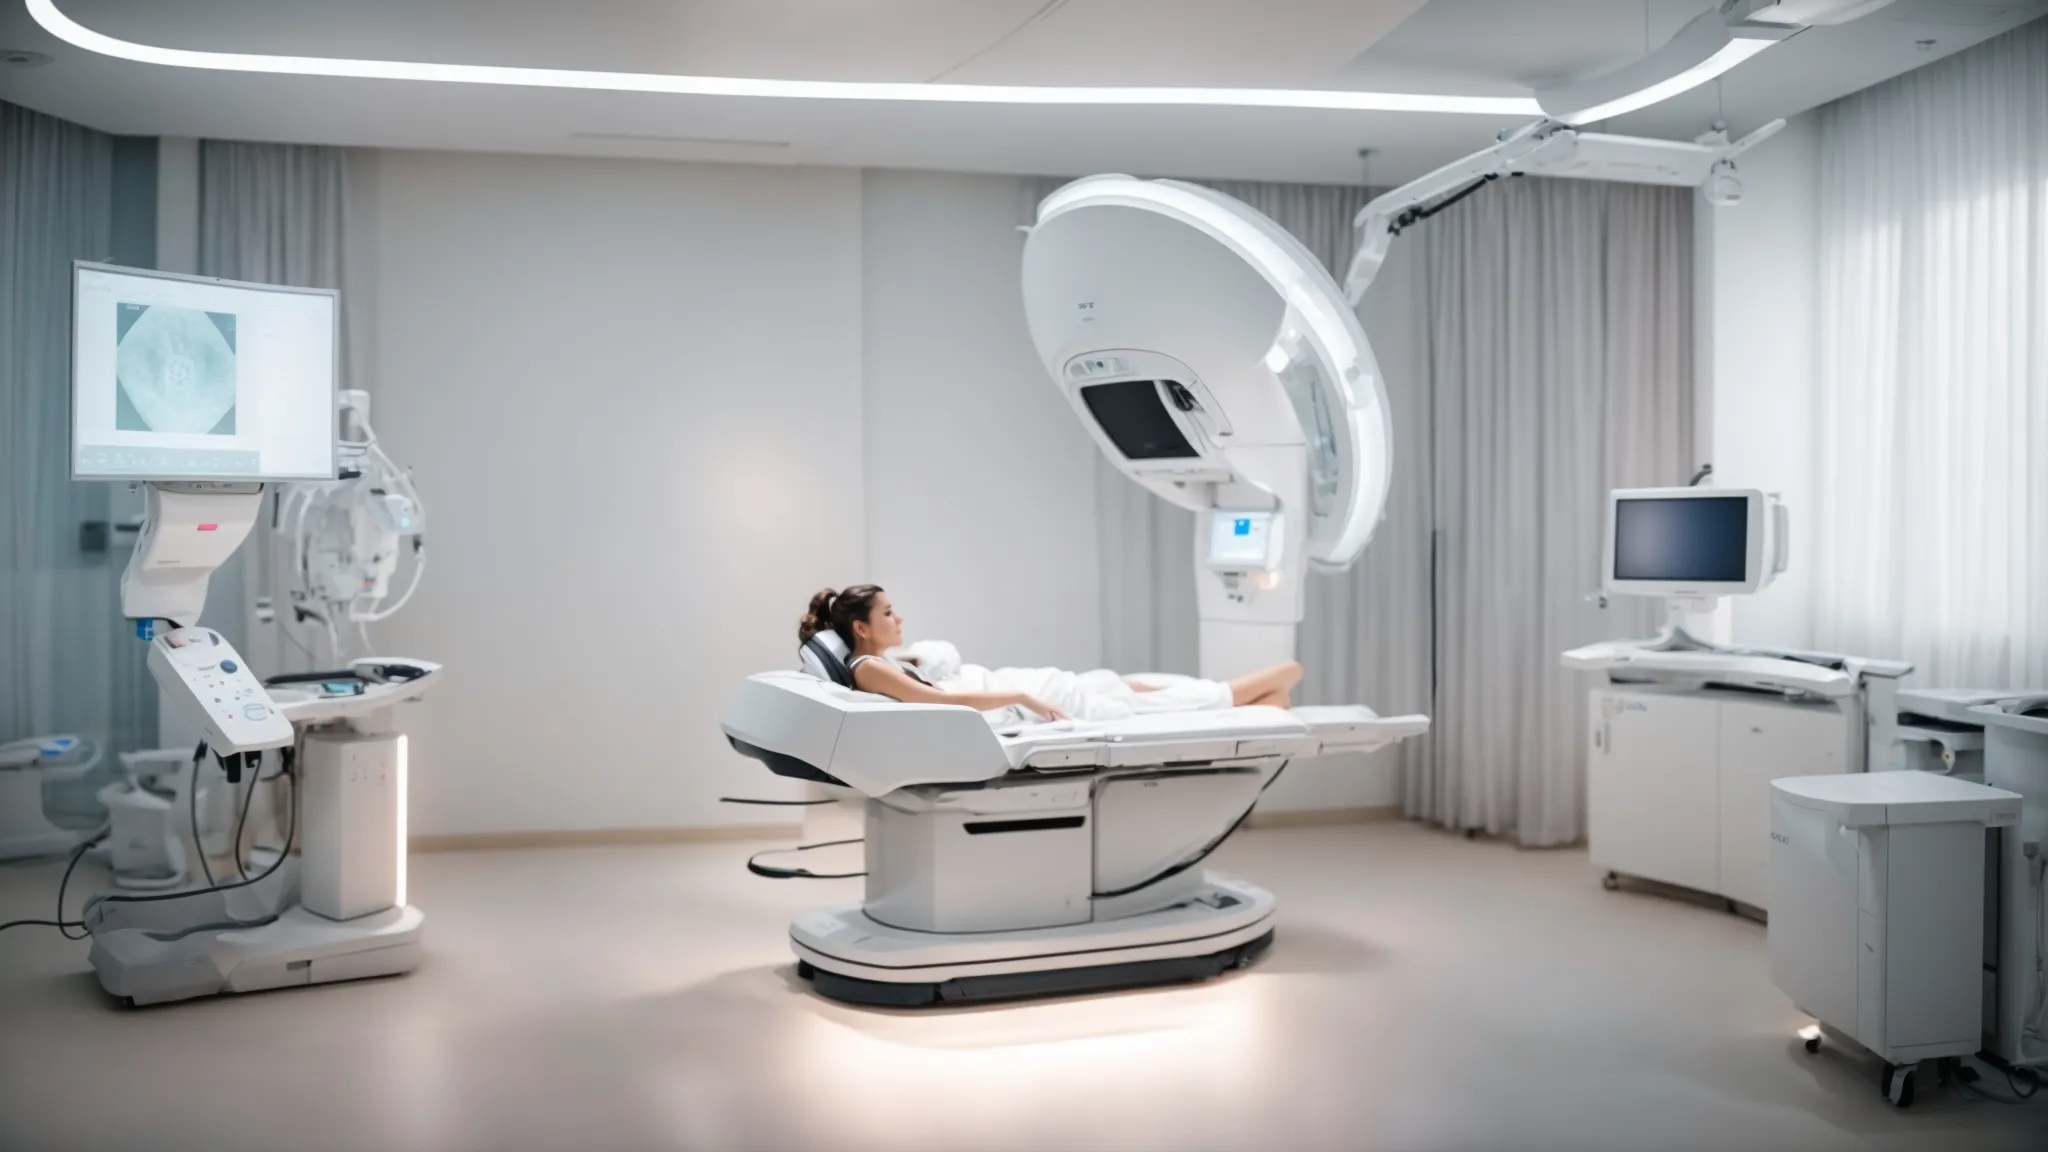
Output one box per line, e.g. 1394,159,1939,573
1343,115,1786,304
1344,119,1570,304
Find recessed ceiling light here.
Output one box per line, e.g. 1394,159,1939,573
27,0,1540,117
1536,11,1794,124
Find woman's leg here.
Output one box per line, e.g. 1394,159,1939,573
1227,661,1303,707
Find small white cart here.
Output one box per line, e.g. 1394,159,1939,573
1768,771,2021,1107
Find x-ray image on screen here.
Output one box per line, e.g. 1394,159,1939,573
114,302,238,435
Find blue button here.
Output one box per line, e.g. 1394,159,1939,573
221,660,239,673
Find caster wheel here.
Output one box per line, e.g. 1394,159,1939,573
1881,1063,1916,1108
795,960,816,981
1602,872,1621,892
1803,1036,1821,1055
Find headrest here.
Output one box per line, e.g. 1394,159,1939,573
800,631,855,688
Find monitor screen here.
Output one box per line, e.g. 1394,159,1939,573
72,262,337,481
1612,496,1750,583
1208,510,1274,568
1079,379,1198,460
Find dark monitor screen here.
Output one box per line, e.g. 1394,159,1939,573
1613,496,1749,582
1079,379,1198,460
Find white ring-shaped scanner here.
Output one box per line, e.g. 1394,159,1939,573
1022,176,1393,571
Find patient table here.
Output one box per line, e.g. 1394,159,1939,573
724,658,1426,1005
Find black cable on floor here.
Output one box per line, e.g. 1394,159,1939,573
0,833,100,935
719,796,837,807
0,917,86,934
746,837,865,879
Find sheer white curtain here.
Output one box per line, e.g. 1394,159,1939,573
197,141,366,676
0,102,122,747
1418,179,1692,845
1812,19,2048,690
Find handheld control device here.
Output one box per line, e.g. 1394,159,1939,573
144,627,294,754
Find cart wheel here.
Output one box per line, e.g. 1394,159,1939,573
1882,1062,1916,1108
1803,1035,1821,1055
1602,872,1620,891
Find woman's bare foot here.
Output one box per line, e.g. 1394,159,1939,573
1227,661,1304,707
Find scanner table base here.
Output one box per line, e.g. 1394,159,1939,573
792,872,1274,1006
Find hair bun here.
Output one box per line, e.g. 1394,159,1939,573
798,587,839,643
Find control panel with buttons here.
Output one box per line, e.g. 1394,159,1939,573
145,627,295,753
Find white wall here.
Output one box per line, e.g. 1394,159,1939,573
860,170,1103,670
357,151,866,836
1699,112,1821,649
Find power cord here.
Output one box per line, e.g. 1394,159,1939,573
188,741,215,888
230,751,263,881
0,830,106,938
746,838,865,880
79,743,299,922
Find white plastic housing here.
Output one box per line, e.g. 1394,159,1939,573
1769,772,2019,1063
301,728,407,921
122,483,263,626
1022,176,1394,577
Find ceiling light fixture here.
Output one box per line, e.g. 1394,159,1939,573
1535,9,1796,125
26,0,1541,116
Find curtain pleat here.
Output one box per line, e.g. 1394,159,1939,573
1813,18,2048,690
0,101,122,747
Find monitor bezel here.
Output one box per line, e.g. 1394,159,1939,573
70,260,341,484
1601,486,1767,598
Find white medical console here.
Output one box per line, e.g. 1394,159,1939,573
1588,684,1854,911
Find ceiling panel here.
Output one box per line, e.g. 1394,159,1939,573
1,0,2041,184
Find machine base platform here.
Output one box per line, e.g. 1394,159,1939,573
800,928,1272,1007
89,903,425,1006
790,872,1276,1007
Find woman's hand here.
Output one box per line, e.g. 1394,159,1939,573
1017,694,1071,722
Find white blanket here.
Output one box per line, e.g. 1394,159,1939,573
894,640,1233,724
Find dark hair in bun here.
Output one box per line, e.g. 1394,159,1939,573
798,584,885,647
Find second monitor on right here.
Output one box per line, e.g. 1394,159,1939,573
1604,486,1783,599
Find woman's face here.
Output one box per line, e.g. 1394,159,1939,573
855,592,905,650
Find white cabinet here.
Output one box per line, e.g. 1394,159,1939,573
1717,701,1846,908
1589,690,1719,894
1587,685,1851,912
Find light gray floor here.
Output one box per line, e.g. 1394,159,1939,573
3,822,2041,1151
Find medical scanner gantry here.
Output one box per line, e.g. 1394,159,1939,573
722,176,1430,1007
1023,176,1393,679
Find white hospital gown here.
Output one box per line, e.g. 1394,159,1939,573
894,641,1233,724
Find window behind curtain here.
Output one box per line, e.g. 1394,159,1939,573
1813,19,2048,689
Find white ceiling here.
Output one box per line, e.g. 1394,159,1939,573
0,0,2041,184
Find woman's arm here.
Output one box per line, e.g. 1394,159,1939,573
853,660,1069,720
